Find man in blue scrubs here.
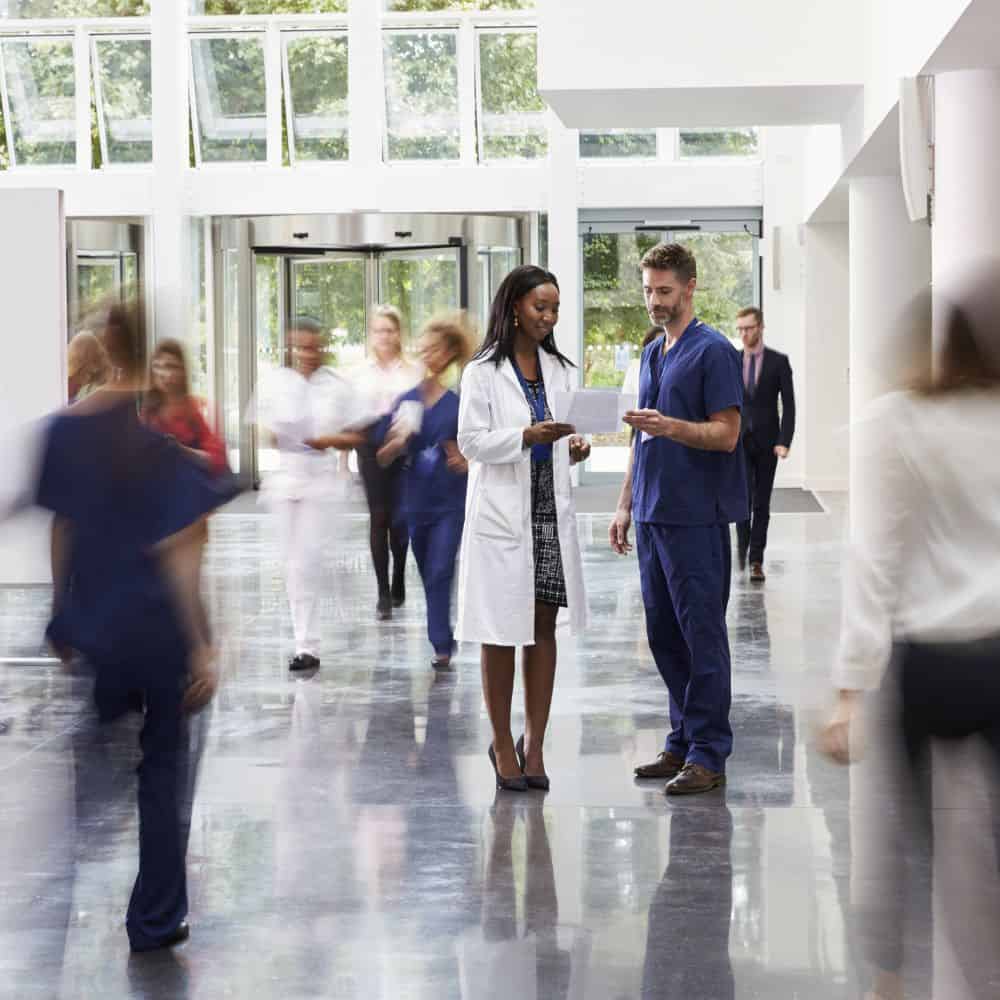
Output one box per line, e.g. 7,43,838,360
611,242,747,795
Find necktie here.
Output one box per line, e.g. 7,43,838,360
746,353,757,395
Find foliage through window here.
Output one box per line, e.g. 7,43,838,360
190,34,267,163
580,130,657,159
0,36,76,167
477,29,545,161
93,37,152,165
0,0,148,15
384,1,533,10
284,32,348,163
382,30,459,161
679,127,759,158
189,1,346,13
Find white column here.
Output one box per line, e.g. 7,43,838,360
848,176,930,518
546,112,581,375
150,0,191,345
932,69,1000,346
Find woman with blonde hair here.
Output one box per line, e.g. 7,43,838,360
376,313,473,668
354,305,423,620
67,331,109,403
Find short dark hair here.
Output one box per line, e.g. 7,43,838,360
640,242,697,284
737,306,764,326
289,315,324,337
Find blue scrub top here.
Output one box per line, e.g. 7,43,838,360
376,386,467,524
35,397,238,666
632,319,748,526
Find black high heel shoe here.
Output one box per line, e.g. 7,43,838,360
488,744,527,792
515,735,551,791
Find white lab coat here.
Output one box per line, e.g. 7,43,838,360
455,351,587,647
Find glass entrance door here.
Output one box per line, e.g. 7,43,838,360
580,222,759,480
378,247,463,345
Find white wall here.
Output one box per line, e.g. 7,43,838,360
803,223,850,491
0,189,66,584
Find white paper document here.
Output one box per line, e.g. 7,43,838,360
552,390,638,434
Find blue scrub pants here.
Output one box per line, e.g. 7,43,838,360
636,522,733,773
408,510,465,656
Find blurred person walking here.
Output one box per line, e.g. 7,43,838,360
821,275,1000,1000
253,316,372,672
734,307,795,582
456,266,589,792
611,242,746,796
26,303,234,952
375,314,473,670
66,330,109,403
353,306,423,620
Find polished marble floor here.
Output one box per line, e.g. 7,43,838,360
0,497,934,998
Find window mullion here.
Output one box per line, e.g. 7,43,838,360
74,26,91,169
264,20,282,167
458,16,476,165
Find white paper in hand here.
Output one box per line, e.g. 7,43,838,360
393,400,424,436
552,390,626,434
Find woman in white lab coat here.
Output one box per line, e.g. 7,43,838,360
456,265,590,792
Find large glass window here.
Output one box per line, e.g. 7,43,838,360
190,34,267,164
476,28,546,161
379,248,460,342
579,130,657,159
189,1,346,12
679,127,760,158
0,1,148,14
282,31,348,163
382,30,460,162
0,36,76,167
384,0,533,8
93,36,152,165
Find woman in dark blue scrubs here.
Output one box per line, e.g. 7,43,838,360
35,304,236,951
375,314,474,668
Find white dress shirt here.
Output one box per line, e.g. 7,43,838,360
349,356,423,418
835,388,1000,691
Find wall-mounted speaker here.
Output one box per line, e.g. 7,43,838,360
900,76,933,223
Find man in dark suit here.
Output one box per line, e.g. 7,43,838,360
735,307,795,582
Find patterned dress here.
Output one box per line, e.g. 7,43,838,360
521,375,568,608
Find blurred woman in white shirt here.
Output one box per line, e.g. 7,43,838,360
352,306,423,620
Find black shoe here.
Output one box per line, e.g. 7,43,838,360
289,653,319,672
515,734,550,791
749,562,766,583
130,921,190,953
488,744,527,792
376,596,392,621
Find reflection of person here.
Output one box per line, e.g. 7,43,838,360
27,302,230,952
352,306,423,620
820,280,1000,1000
253,316,370,672
375,314,473,669
734,307,795,582
67,330,109,403
456,266,589,792
611,242,746,796
641,805,735,998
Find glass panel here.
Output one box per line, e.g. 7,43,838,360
254,255,282,473
679,127,759,158
382,30,459,161
188,222,210,402
284,32,348,163
222,249,241,474
190,34,267,163
190,0,346,12
380,248,460,344
580,130,657,159
0,1,148,15
0,99,8,169
477,245,518,333
93,37,152,165
384,1,533,9
76,257,122,320
0,37,76,167
478,30,546,161
290,257,367,368
675,230,755,340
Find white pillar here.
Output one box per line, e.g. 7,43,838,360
932,69,1000,346
546,111,580,375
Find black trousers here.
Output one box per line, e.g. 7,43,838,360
736,432,778,565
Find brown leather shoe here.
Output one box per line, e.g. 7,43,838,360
749,562,766,582
664,763,726,796
634,751,685,780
